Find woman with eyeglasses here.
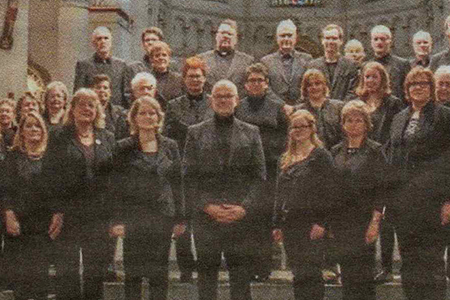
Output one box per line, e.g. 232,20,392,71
330,100,387,300
385,66,450,300
272,109,337,300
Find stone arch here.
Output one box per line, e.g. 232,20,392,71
171,16,187,55
185,18,201,56
253,25,272,59
27,60,51,102
201,19,214,52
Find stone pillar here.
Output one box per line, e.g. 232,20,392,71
0,0,29,99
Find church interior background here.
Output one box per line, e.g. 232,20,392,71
0,0,449,101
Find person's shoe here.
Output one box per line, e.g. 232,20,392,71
374,270,393,284
322,269,341,285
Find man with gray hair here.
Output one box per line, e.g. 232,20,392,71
73,26,129,108
183,79,266,300
435,65,450,106
130,71,169,111
370,25,410,103
261,19,312,105
430,15,450,72
410,30,432,68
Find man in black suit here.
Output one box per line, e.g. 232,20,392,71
183,79,266,300
261,19,312,105
198,19,254,98
430,15,450,72
308,24,359,101
73,26,128,108
410,31,432,69
370,25,410,103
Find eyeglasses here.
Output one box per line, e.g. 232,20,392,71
409,81,432,88
247,78,266,84
290,124,312,131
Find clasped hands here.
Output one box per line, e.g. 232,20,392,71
204,203,246,223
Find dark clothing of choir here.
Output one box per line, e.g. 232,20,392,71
307,56,359,101
261,50,312,104
73,53,129,108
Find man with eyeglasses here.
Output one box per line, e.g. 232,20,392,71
261,19,312,105
183,79,266,300
370,25,410,104
235,63,288,282
307,24,359,102
198,19,254,98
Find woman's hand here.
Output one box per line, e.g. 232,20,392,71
48,213,64,240
272,229,284,243
365,210,382,244
5,210,20,237
110,224,126,238
310,224,325,240
172,224,186,238
441,202,450,226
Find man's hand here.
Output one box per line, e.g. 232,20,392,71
204,204,246,223
310,224,325,240
5,210,20,237
365,210,382,244
48,213,64,240
172,224,186,238
272,229,283,243
441,202,450,226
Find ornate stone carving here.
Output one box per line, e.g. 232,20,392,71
0,0,19,51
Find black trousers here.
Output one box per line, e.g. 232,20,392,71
194,216,254,300
283,223,324,300
379,219,396,273
54,226,113,300
123,216,173,300
4,233,51,300
175,221,196,275
395,222,447,300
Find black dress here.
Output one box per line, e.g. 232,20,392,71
331,139,387,300
48,126,116,300
112,135,184,300
2,150,60,300
274,147,336,300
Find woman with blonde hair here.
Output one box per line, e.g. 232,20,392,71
43,81,69,130
330,100,387,300
272,109,337,300
16,92,43,123
111,96,185,300
50,88,114,300
3,111,63,300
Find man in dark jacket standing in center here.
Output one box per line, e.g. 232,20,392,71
183,79,266,300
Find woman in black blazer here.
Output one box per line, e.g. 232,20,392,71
111,96,185,300
3,112,63,300
50,88,116,300
272,109,336,300
330,100,386,300
385,67,450,300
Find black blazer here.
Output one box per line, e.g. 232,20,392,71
48,126,115,230
2,150,61,235
307,56,359,101
370,54,411,103
104,103,129,140
112,135,184,225
163,93,214,150
197,50,254,97
430,49,450,72
235,95,288,171
261,50,312,104
73,53,128,108
385,102,450,224
273,147,336,229
295,99,344,150
183,116,266,217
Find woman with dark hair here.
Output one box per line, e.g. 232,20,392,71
3,112,63,300
385,66,450,300
111,96,185,300
272,109,336,300
43,81,69,131
330,100,386,300
355,61,404,144
295,68,344,150
50,88,115,300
